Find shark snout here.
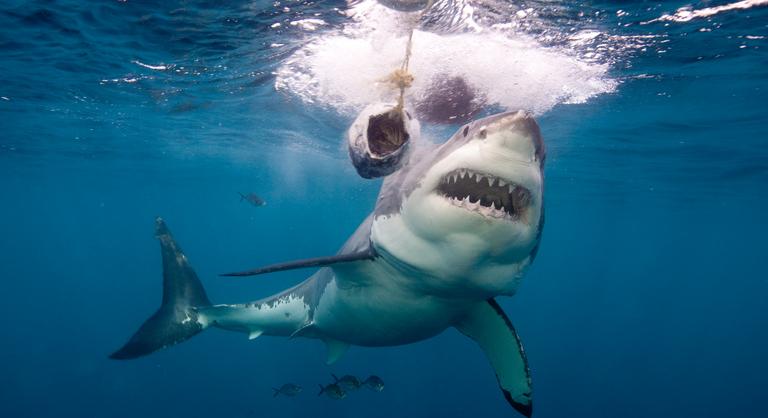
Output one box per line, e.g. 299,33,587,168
480,111,545,167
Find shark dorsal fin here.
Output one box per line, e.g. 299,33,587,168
220,248,377,277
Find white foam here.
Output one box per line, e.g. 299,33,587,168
131,60,169,71
290,18,327,31
644,0,768,24
275,0,616,117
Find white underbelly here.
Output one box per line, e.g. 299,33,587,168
312,267,470,346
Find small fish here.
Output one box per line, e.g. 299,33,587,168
362,375,384,392
332,374,361,390
272,383,302,397
239,192,266,207
318,383,346,400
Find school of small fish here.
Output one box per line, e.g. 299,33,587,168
273,374,384,400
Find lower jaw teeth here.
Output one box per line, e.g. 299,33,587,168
450,196,508,218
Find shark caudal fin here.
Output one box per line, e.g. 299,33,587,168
110,218,211,360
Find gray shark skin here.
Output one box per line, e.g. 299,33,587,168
111,110,545,416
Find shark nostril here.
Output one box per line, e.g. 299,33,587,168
478,129,487,139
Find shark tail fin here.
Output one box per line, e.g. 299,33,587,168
318,385,325,396
110,218,212,360
238,192,246,202
272,388,280,397
332,373,340,383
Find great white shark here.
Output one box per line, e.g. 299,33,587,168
111,110,546,416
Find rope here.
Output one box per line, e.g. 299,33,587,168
383,0,435,115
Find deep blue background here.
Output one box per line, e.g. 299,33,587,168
1,1,767,417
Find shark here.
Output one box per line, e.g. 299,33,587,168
110,110,546,416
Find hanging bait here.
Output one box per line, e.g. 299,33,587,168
347,102,420,179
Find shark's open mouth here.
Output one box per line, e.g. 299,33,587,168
436,169,531,220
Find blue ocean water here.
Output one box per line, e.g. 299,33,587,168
1,0,767,417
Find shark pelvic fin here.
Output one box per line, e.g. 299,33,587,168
248,330,263,340
324,338,350,365
220,248,377,277
290,322,317,339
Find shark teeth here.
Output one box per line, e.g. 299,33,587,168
446,195,510,220
437,169,532,221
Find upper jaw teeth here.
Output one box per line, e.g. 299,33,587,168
448,170,488,184
438,169,518,221
441,169,509,187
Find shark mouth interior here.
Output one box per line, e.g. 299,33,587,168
367,110,410,157
436,169,531,220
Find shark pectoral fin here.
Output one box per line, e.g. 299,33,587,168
220,248,377,277
323,339,349,365
248,330,263,340
455,299,532,417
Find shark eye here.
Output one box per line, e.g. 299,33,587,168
478,129,487,139
462,126,469,137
